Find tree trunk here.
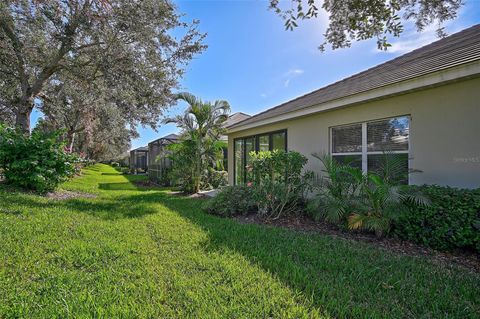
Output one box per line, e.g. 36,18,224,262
66,130,76,153
15,107,31,134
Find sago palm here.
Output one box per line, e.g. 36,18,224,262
348,154,430,237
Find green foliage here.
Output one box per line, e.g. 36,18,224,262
205,168,228,189
309,153,428,237
269,0,462,51
393,185,480,252
0,1,205,133
248,150,312,219
308,154,362,225
165,93,230,193
0,125,77,193
202,185,257,217
1,164,478,318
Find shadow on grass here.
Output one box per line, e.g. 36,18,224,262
99,182,144,191
0,191,159,220
115,191,479,318
1,183,478,317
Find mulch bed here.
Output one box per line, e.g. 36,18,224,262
235,213,480,273
46,190,97,200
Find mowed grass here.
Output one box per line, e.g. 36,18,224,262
0,164,478,318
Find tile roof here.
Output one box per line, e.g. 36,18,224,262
230,24,480,129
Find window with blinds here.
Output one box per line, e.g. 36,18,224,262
331,116,410,183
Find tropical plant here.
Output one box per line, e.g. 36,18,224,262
165,93,230,193
309,153,429,236
307,154,363,225
248,150,312,219
348,172,429,237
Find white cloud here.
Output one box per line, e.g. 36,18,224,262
387,28,438,54
284,68,304,76
260,93,267,98
380,20,471,55
282,68,304,88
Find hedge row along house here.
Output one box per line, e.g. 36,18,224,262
227,24,480,189
128,112,251,181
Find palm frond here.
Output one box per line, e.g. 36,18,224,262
175,92,201,107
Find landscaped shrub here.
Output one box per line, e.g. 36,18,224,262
0,125,78,193
202,185,256,217
205,168,228,189
393,185,480,252
248,150,312,219
309,154,428,237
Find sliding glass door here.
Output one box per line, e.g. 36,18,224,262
234,130,287,185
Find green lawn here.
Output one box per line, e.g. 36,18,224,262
0,164,478,318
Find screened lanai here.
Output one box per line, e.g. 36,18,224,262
129,146,148,174
148,134,179,184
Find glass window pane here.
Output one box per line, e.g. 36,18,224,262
272,132,286,151
245,137,256,182
332,124,362,153
367,116,409,152
332,155,362,169
258,135,270,152
245,137,256,164
234,139,244,185
368,153,409,184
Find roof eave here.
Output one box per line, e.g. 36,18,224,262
227,61,480,134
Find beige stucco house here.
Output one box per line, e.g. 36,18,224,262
227,24,480,189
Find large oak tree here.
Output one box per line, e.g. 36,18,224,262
0,0,205,133
269,0,463,50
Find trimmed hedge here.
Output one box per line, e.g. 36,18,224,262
393,185,480,252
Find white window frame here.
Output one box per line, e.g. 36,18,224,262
330,115,410,181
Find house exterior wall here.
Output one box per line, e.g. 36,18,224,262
228,77,480,189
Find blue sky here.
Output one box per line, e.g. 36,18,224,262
30,0,480,150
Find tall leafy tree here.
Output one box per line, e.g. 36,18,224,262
269,0,463,50
165,92,230,193
0,0,205,133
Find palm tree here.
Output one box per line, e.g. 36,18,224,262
164,92,230,193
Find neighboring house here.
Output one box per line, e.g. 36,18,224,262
129,146,148,174
226,24,480,189
222,112,252,130
146,113,250,183
147,133,179,183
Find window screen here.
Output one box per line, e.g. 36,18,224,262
367,117,409,152
233,130,287,185
258,135,269,152
331,116,410,183
331,124,362,153
272,132,286,151
234,139,244,185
